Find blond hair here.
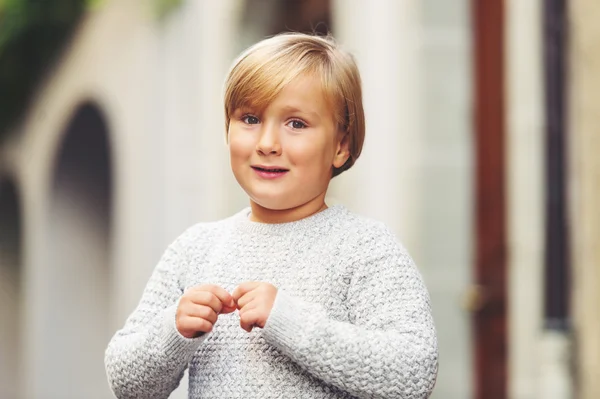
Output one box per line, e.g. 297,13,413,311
224,33,365,177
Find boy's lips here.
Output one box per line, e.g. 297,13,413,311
251,165,289,179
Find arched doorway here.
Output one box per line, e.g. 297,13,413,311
42,102,113,397
0,178,22,398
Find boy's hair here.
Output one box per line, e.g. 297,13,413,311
224,32,365,177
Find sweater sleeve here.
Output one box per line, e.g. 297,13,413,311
260,228,438,399
104,231,206,399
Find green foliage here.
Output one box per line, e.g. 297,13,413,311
0,0,89,136
86,0,105,11
0,0,182,136
153,0,182,19
0,0,29,53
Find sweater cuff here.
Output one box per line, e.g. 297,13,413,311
262,290,311,354
157,304,207,358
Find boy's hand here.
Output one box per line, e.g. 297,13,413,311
176,284,236,338
232,282,278,332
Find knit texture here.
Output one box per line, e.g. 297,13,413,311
105,205,438,398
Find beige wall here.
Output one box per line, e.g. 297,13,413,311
570,1,600,398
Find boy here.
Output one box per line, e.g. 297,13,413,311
105,32,438,398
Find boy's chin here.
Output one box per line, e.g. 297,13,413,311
248,193,303,212
249,198,293,211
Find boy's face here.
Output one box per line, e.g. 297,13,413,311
228,74,349,212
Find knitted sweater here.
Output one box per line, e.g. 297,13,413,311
104,205,438,398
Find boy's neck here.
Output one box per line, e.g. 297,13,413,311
249,196,328,224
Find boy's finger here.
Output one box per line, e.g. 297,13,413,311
193,284,235,308
238,302,258,317
189,291,223,314
185,317,214,334
235,291,257,309
220,304,237,314
232,282,261,303
239,308,260,332
186,305,218,325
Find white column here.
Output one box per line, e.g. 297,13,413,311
505,1,547,398
330,0,422,244
195,0,247,219
162,0,245,243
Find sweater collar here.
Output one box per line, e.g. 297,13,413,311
232,204,346,237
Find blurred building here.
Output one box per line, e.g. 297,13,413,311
0,0,597,398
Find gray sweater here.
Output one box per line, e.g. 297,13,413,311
105,205,438,398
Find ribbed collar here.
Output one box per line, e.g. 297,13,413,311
232,204,347,238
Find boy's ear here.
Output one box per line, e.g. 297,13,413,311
333,134,351,169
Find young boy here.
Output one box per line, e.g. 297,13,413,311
105,33,438,398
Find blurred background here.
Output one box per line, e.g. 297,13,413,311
0,0,598,398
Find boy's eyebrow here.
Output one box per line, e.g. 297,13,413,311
280,105,321,120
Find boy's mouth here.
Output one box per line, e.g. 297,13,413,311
251,165,289,172
251,165,289,178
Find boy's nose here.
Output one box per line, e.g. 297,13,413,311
256,124,282,155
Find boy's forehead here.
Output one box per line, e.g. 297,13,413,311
233,77,337,113
232,99,267,113
233,96,336,118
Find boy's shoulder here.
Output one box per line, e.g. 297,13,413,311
333,206,406,252
169,209,247,250
187,210,244,233
335,209,414,269
337,207,398,239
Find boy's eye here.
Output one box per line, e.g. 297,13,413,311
287,120,307,129
242,115,260,125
